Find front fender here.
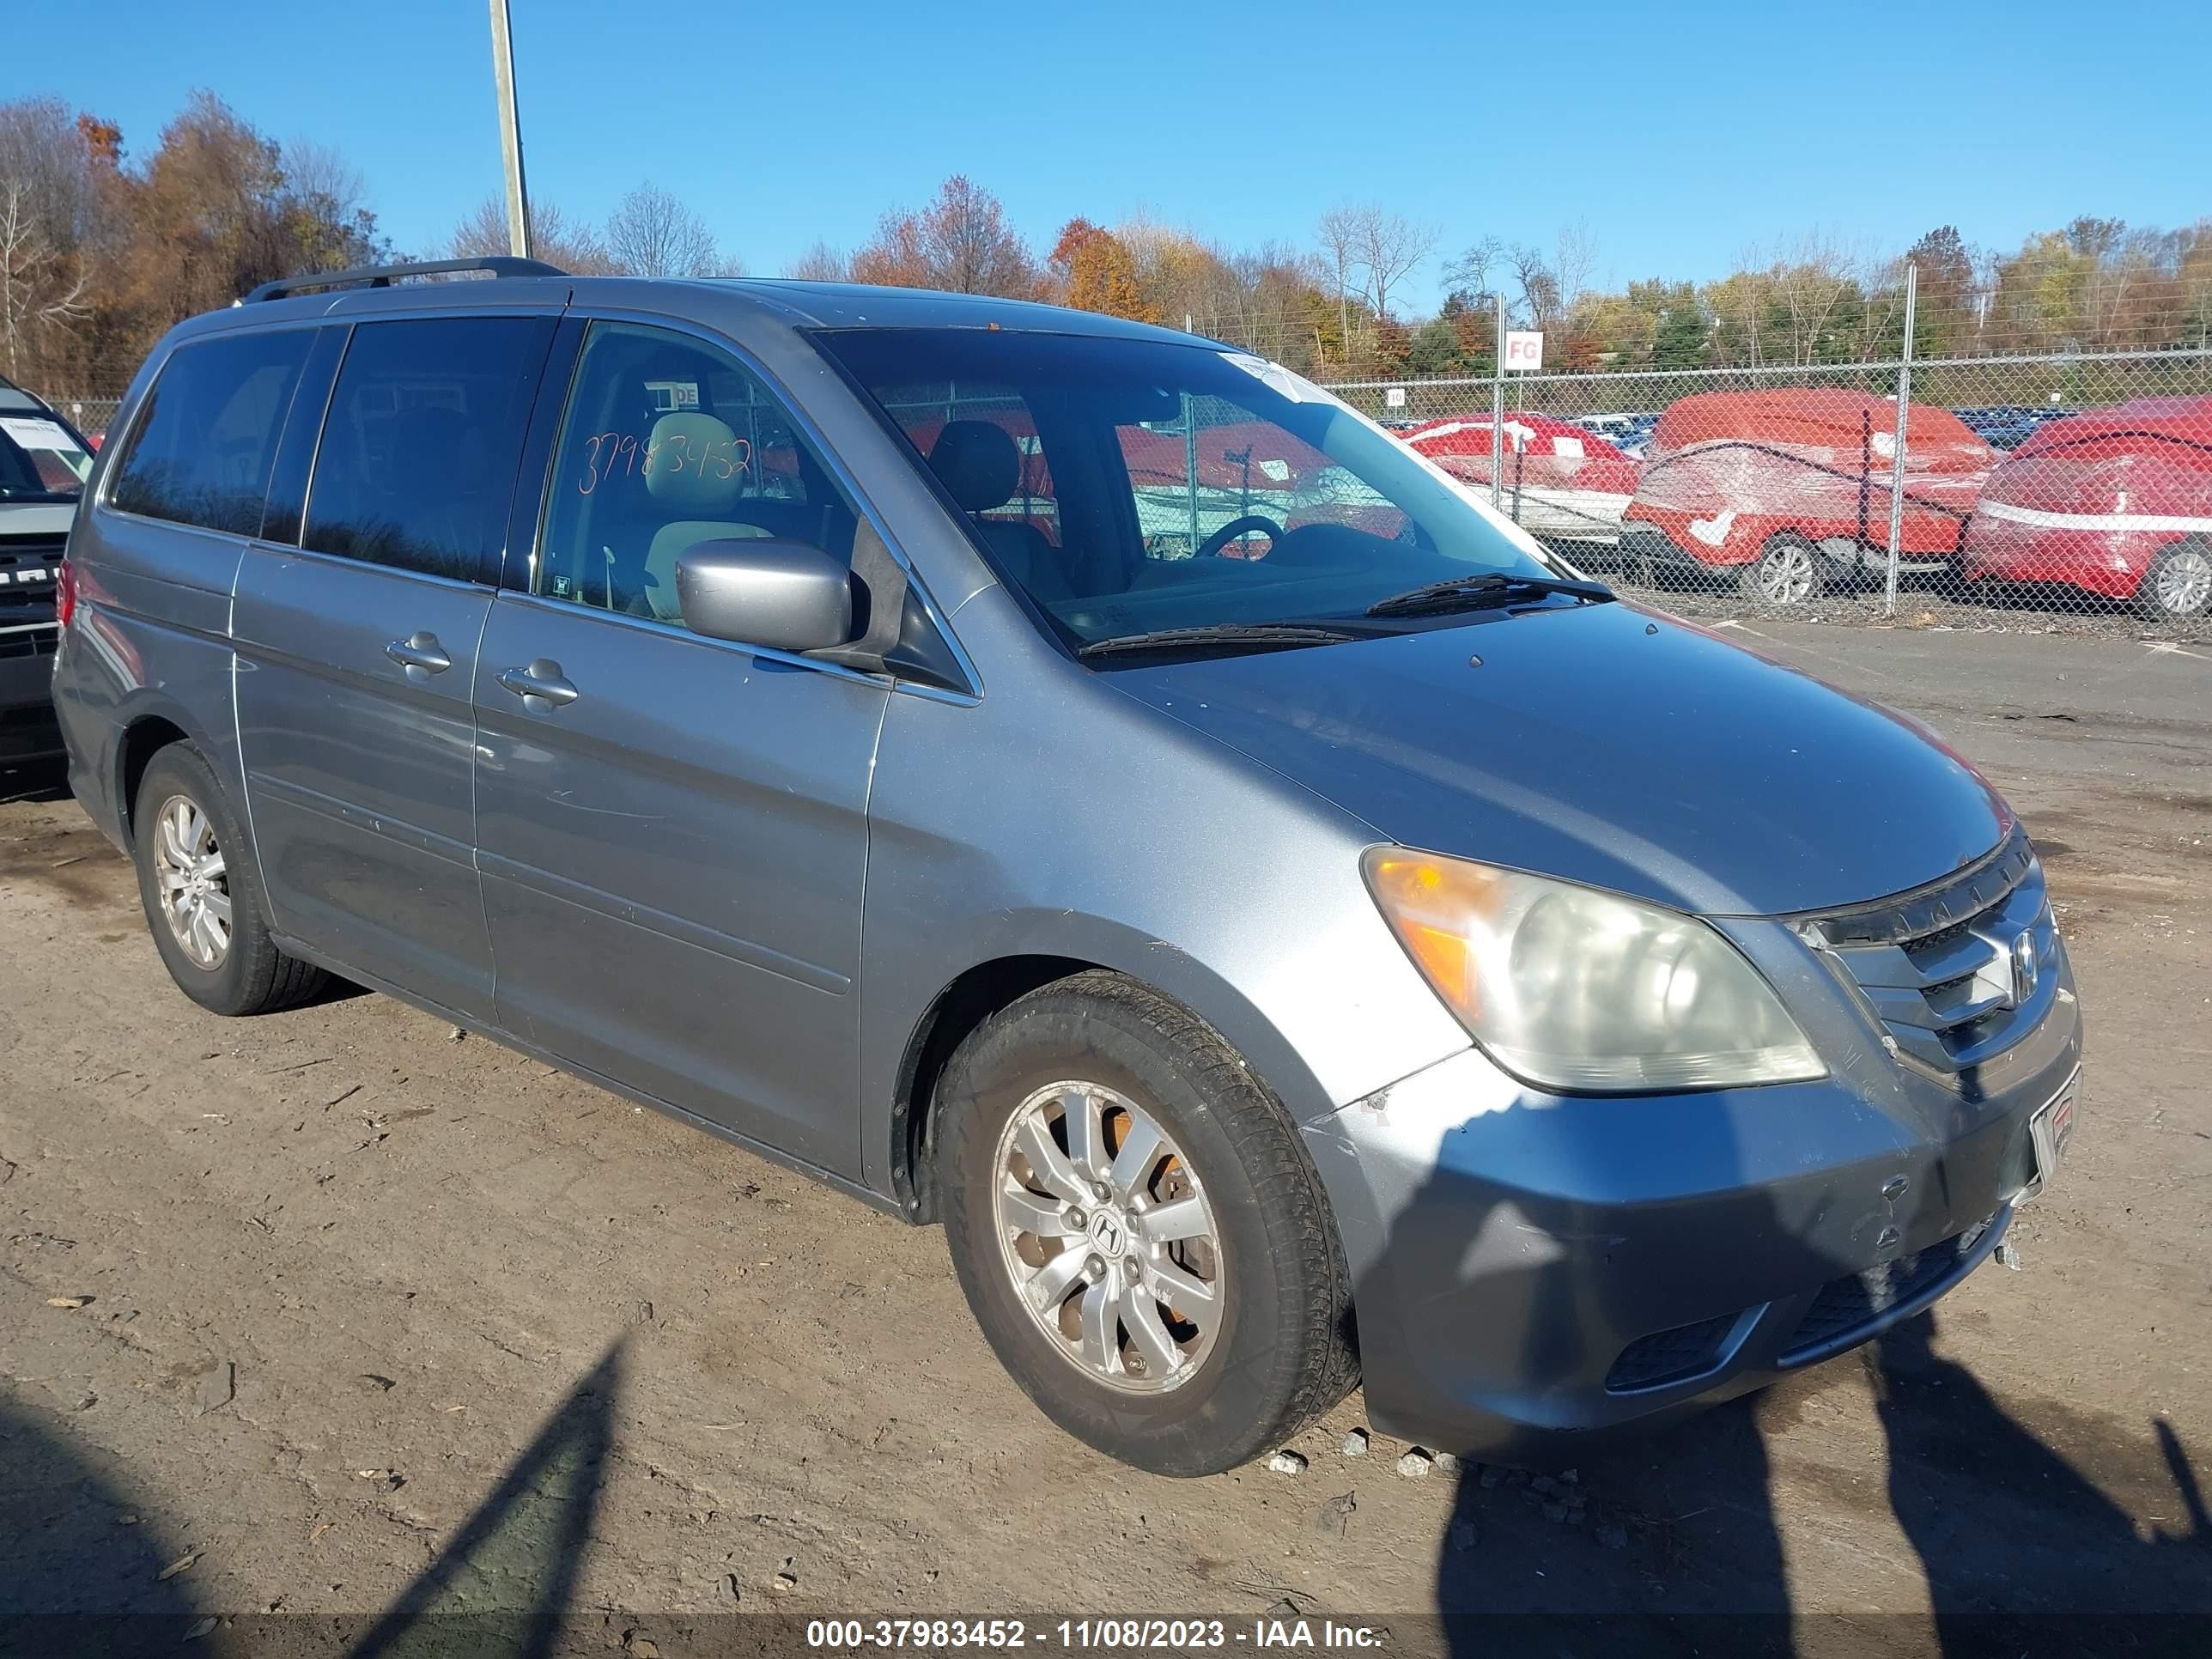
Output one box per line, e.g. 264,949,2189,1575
857,672,1473,1205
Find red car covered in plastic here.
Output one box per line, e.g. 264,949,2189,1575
1397,412,1641,549
1618,388,1994,605
1959,397,2212,621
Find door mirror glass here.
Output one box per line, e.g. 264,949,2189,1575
675,538,854,653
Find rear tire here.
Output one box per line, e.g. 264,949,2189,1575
936,971,1357,1475
1736,532,1826,608
131,744,327,1016
2136,538,2212,622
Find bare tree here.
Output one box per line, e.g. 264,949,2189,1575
605,181,734,277
783,240,848,281
1443,234,1504,299
1769,232,1860,363
0,179,90,379
1349,207,1437,325
281,139,365,215
0,98,97,256
449,196,623,275
1553,221,1598,309
1315,205,1362,361
1507,243,1562,327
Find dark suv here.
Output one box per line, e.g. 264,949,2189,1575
1,374,95,763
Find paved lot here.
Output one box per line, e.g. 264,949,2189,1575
3,622,2209,1655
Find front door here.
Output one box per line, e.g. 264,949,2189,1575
233,313,557,1019
471,320,887,1175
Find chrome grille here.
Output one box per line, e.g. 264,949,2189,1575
1805,827,2058,1073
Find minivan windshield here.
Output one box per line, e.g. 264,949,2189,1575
0,410,94,501
815,328,1565,651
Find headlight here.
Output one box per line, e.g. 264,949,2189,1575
1363,848,1825,1093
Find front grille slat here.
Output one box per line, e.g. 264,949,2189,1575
1809,826,2055,1073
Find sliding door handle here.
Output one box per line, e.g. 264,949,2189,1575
496,659,581,710
385,631,453,681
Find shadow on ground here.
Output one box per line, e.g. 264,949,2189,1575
0,1340,623,1658
0,1392,204,1655
1422,1310,2212,1657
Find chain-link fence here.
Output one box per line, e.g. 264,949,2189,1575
21,270,2212,639
19,385,128,446
1320,340,2212,640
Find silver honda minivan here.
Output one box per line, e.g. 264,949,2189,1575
52,260,2082,1475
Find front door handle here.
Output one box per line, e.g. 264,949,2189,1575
385,631,453,681
496,659,581,712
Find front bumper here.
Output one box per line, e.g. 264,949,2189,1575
1305,948,2081,1456
0,628,63,761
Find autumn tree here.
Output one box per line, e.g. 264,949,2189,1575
1046,218,1154,321
1905,225,1979,357
0,92,390,381
849,176,1035,296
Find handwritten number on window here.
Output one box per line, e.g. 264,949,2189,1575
577,430,752,495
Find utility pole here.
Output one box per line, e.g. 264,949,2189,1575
489,0,532,258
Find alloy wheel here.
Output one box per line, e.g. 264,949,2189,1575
1756,542,1819,605
2154,545,2212,617
153,794,232,969
991,1080,1224,1394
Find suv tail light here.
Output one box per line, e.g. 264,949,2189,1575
55,559,76,629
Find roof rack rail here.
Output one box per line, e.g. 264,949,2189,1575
241,256,568,305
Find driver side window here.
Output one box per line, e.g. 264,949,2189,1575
538,322,860,626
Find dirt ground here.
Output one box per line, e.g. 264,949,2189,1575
3,622,2209,1656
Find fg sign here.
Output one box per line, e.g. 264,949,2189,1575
1504,331,1545,371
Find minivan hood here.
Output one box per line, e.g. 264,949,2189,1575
1109,602,2008,916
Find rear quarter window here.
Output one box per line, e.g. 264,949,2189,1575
108,330,315,534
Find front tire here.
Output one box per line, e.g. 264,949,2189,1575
131,743,327,1016
936,972,1356,1475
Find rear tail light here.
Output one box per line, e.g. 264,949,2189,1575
55,560,76,629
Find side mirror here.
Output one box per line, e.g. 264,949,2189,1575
674,538,854,654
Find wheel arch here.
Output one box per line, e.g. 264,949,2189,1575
116,707,203,836
889,953,1101,1224
884,940,1332,1226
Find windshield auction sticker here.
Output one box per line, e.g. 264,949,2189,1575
1,416,77,452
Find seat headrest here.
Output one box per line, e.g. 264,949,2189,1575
644,411,744,515
928,420,1020,514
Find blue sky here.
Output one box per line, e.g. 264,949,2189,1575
8,2,2204,313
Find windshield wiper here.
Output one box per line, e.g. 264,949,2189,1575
1076,623,1358,660
1365,571,1615,617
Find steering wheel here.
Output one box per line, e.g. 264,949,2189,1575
1195,514,1286,560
